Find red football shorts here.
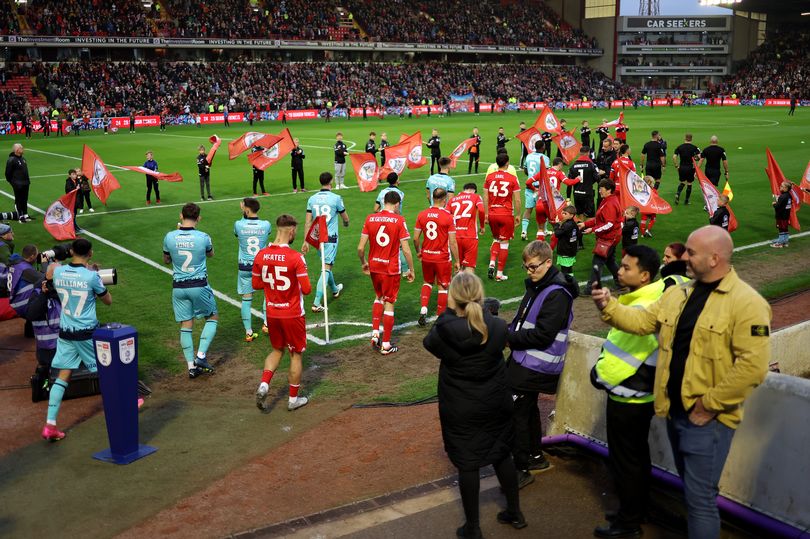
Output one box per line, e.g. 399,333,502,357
371,272,401,303
457,237,479,268
421,260,452,287
489,213,515,241
267,316,307,353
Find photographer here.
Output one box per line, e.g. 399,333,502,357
0,222,16,320
41,239,112,442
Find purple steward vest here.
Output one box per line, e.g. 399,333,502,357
32,298,61,350
509,284,573,375
8,260,36,316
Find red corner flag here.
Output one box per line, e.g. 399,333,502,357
516,127,542,155
617,163,672,215
247,129,293,171
696,164,738,232
121,166,183,182
532,106,563,135
305,214,329,248
449,137,479,168
228,132,279,160
43,189,79,240
81,145,120,205
350,153,379,192
765,148,801,231
551,130,582,164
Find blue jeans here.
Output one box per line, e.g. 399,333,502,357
667,410,735,539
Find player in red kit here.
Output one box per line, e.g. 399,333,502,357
358,191,415,355
526,157,570,242
252,214,312,412
483,153,521,281
609,144,636,195
448,183,485,273
413,188,460,327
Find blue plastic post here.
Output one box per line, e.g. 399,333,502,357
91,323,157,464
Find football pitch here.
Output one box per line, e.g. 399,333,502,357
2,106,808,377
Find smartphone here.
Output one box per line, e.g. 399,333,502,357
592,264,602,289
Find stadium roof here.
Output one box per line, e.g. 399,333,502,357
720,0,810,17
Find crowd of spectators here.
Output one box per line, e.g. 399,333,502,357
0,90,28,119
2,0,595,49
18,0,155,37
23,61,626,117
347,0,598,49
711,33,810,99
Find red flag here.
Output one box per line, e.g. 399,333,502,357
448,137,479,168
532,106,563,135
377,141,410,180
696,165,738,232
81,145,121,205
305,214,329,248
598,112,624,128
43,189,79,241
617,163,672,215
515,127,542,155
247,128,295,171
350,153,379,192
551,129,582,164
121,166,183,182
399,132,427,169
228,132,280,160
765,148,801,231
800,160,810,204
206,135,222,166
535,160,567,221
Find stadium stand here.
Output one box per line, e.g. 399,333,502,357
26,61,626,114
712,32,810,99
17,0,156,37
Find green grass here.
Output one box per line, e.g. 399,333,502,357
2,107,807,377
760,272,810,300
368,374,438,404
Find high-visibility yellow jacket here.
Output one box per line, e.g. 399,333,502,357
594,279,665,404
601,268,771,429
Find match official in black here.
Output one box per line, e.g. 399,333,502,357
698,136,728,187
291,138,306,192
672,134,701,205
426,129,441,175
640,131,666,191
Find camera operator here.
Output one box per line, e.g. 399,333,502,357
41,239,112,442
0,222,17,320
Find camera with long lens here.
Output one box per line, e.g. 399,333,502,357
39,243,73,262
0,211,19,221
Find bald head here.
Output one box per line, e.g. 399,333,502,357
710,136,719,145
685,225,733,282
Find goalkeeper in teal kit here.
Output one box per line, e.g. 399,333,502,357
301,172,349,312
234,197,271,341
163,203,218,378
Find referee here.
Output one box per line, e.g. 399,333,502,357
640,131,666,191
672,134,701,206
698,136,728,187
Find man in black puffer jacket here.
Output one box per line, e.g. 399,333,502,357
5,143,32,222
506,240,578,488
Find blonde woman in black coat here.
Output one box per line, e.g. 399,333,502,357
424,272,527,538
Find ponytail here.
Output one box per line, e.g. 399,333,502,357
464,300,489,344
448,272,489,344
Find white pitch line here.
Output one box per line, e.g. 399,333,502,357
25,148,131,171
152,131,358,150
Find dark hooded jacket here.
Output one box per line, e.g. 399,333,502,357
423,310,513,471
506,267,579,394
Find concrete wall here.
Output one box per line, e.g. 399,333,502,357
731,15,759,63
549,327,810,531
582,17,616,79
769,320,810,378
545,0,583,30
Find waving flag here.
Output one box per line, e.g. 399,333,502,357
765,148,801,231
305,214,329,248
43,189,79,241
800,160,810,204
449,137,479,168
377,141,410,180
532,106,563,135
599,112,624,128
617,163,672,215
551,130,582,164
350,153,379,192
81,145,120,205
206,135,223,166
247,129,295,170
722,179,734,202
696,165,738,232
121,166,183,182
516,127,542,155
228,132,280,160
399,132,427,169
534,160,567,221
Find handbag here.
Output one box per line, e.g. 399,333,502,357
593,237,613,258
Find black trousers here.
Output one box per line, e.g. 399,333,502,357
512,390,542,470
458,456,520,527
606,398,655,527
430,155,440,175
705,169,721,187
590,243,619,288
253,169,266,194
291,166,304,190
146,177,160,201
467,154,480,174
11,182,29,216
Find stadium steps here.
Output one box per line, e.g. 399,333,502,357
0,75,49,111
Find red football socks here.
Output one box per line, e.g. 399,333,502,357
497,244,509,272
261,369,274,384
420,284,432,309
489,241,500,264
437,290,448,315
289,384,300,398
371,301,384,333
382,311,395,344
